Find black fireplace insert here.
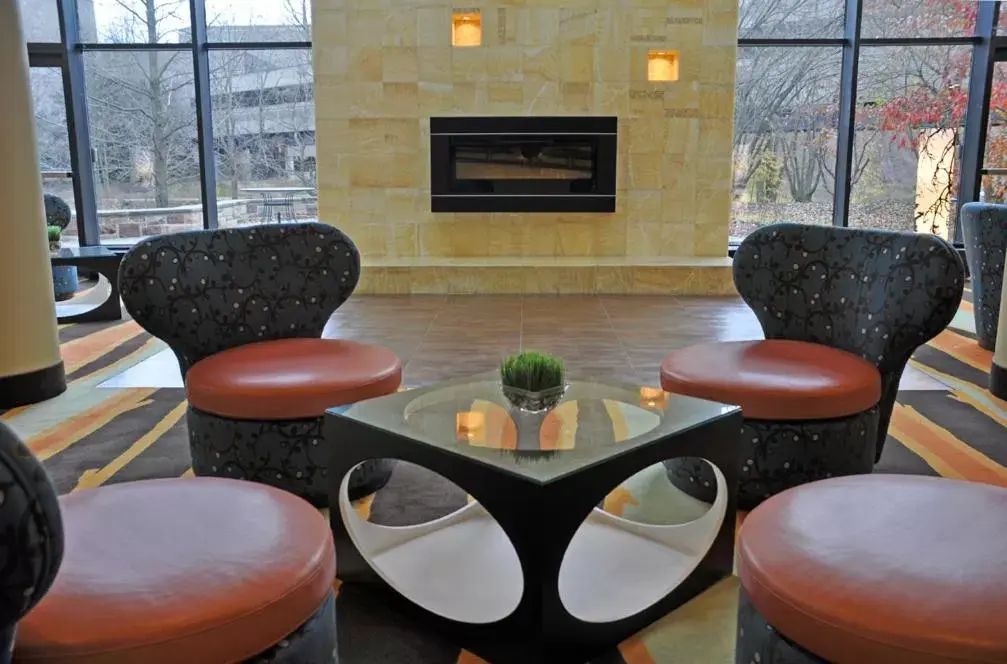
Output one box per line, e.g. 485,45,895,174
430,116,617,213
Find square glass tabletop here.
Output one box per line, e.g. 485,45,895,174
50,246,120,265
328,373,739,484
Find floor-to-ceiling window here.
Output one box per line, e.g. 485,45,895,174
67,0,314,244
731,0,845,241
732,0,998,245
22,0,1006,249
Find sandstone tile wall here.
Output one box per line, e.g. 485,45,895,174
312,0,738,266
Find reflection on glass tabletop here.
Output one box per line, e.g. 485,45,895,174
51,246,119,260
330,373,738,483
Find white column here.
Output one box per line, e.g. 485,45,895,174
0,0,66,407
992,252,1007,399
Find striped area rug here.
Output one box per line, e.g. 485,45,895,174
3,298,1006,664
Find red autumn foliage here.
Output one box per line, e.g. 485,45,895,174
867,0,1007,200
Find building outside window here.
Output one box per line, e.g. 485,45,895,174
19,0,1007,249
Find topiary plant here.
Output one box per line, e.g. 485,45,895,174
500,350,564,392
47,226,62,250
500,351,566,411
43,193,72,231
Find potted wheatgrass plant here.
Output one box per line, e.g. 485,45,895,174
500,350,567,412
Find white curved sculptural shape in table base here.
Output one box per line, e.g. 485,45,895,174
337,460,727,627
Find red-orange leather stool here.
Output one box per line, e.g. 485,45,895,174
16,478,336,664
736,475,1007,664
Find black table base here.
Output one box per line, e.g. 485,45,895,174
327,412,741,663
51,248,123,324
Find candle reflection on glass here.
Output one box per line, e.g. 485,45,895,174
639,387,668,410
456,411,486,443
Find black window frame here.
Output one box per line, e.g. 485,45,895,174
24,0,1003,249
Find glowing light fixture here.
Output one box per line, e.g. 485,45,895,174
647,50,679,82
452,11,482,47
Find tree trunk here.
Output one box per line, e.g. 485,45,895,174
145,0,170,207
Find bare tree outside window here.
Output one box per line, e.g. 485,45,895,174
79,0,315,240
206,1,316,225
731,46,842,240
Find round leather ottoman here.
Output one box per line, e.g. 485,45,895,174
15,478,336,664
186,338,403,505
736,475,1007,664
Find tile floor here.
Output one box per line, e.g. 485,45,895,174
99,295,949,391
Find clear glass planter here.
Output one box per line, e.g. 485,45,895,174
501,383,568,413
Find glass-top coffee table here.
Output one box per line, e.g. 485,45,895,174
326,374,741,663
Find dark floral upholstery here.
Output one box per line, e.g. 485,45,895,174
733,223,964,460
960,202,1007,350
667,408,877,509
736,591,828,664
188,409,393,506
120,223,360,376
247,591,335,664
120,223,395,503
0,423,63,664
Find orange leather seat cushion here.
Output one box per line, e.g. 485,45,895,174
660,339,881,420
17,478,336,664
738,475,1007,664
186,338,402,419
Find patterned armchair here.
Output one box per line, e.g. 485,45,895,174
661,224,964,508
119,223,402,505
119,223,359,376
0,423,63,664
960,202,1007,350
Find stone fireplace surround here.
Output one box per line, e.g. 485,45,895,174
311,0,738,294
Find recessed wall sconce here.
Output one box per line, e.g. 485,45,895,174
647,50,679,82
452,10,482,47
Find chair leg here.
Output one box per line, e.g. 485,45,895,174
1,625,15,664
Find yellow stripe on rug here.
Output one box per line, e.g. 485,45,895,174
909,359,1007,429
72,400,188,492
27,389,157,461
928,329,993,373
61,320,145,374
888,403,1007,487
1,338,165,424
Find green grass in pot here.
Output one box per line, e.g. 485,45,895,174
47,225,62,250
500,351,565,393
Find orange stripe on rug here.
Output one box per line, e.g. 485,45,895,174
27,389,157,461
1,338,164,423
959,299,973,314
354,493,375,521
888,403,1007,487
61,321,145,373
619,634,658,664
910,359,1007,429
73,400,188,491
928,329,993,374
457,651,491,664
